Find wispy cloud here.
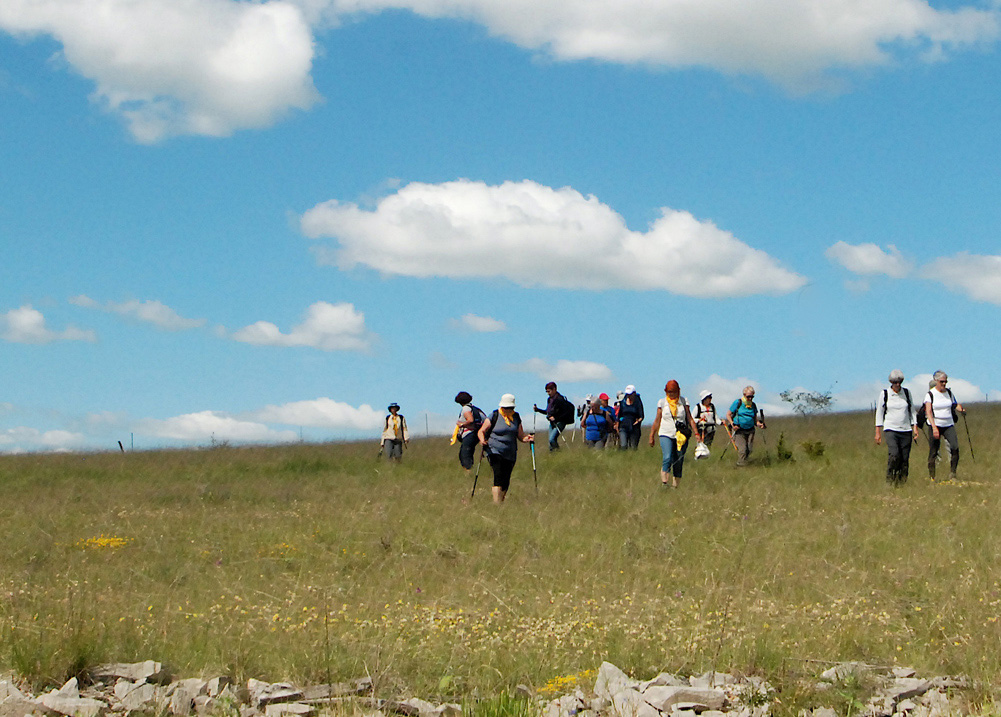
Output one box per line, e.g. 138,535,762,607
825,241,913,278
70,295,206,331
328,0,1000,89
921,252,1001,305
505,358,613,383
1,305,96,344
450,313,507,332
231,301,374,351
303,179,806,297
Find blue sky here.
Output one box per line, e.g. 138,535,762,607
2,0,1000,452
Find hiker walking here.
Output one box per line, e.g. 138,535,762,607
874,370,919,486
581,400,614,449
726,386,764,466
648,380,699,488
924,370,965,481
533,381,574,451
596,393,618,446
381,403,409,461
693,390,719,447
617,385,644,449
478,394,535,503
453,391,486,474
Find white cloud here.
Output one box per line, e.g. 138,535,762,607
825,241,913,278
231,301,374,351
0,0,318,142
450,313,507,332
248,398,383,429
139,411,298,442
0,427,86,451
921,252,1001,305
302,179,806,297
506,358,613,383
70,295,206,330
1,305,96,344
323,0,999,88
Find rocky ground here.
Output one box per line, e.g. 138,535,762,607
0,660,978,717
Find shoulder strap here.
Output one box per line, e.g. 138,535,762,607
882,389,888,415
947,388,957,404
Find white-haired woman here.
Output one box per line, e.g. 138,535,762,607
875,370,919,485
924,371,964,481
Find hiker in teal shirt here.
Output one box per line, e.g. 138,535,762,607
726,386,764,466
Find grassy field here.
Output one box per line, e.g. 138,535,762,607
2,406,1000,712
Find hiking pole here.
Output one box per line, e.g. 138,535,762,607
961,412,975,461
530,439,538,494
470,446,484,498
759,410,767,445
719,421,740,461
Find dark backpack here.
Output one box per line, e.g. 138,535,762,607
469,404,486,430
553,394,576,424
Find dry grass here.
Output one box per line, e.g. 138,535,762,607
2,406,1000,711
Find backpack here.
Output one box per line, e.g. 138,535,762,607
553,394,576,424
881,388,913,424
469,404,487,431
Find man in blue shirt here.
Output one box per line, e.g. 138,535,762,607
726,385,764,466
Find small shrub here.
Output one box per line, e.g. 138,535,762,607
800,440,826,459
775,433,794,462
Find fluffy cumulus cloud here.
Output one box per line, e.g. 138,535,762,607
139,411,297,442
231,301,373,351
324,0,999,88
1,305,96,344
825,241,913,278
450,313,507,332
921,252,1001,305
0,0,318,142
248,398,383,429
70,295,206,330
506,358,613,383
302,180,806,297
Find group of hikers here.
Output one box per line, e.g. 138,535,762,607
874,369,969,485
446,381,766,502
377,369,970,502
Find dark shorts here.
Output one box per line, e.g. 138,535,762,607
488,454,515,491
458,432,479,469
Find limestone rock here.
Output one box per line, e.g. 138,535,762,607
641,686,725,712
38,694,105,717
821,663,871,682
1,681,27,702
610,690,658,717
91,663,170,686
638,674,687,692
595,664,638,701
689,673,734,690
884,679,931,704
264,703,315,717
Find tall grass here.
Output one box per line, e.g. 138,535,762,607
1,406,1000,709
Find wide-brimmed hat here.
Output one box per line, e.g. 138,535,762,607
388,403,400,411
699,390,712,401
499,393,516,408
624,385,636,394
